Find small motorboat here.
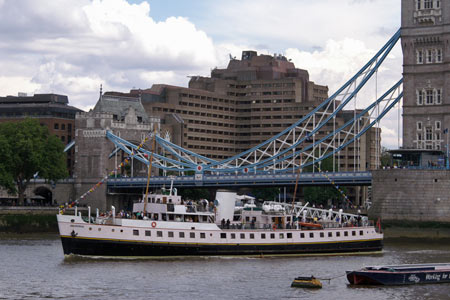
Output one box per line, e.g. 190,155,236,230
347,263,450,285
291,276,322,288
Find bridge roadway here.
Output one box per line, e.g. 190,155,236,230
106,171,372,190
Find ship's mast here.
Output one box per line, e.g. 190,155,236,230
290,155,302,214
143,127,157,214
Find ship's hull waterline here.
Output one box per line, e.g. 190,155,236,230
60,235,382,257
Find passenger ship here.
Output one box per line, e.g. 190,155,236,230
57,190,383,257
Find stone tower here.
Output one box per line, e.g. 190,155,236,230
74,93,158,211
401,0,449,150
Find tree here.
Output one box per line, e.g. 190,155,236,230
251,187,280,201
179,188,210,201
301,152,345,206
380,146,391,167
0,119,68,205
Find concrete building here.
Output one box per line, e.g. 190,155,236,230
135,52,331,159
401,0,449,151
0,93,82,176
133,51,379,177
115,51,380,205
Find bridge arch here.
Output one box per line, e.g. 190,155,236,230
33,186,52,205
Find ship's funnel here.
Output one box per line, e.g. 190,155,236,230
215,190,236,224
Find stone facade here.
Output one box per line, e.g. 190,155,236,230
401,0,450,150
73,94,160,211
370,169,450,222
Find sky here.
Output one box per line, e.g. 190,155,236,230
0,0,403,148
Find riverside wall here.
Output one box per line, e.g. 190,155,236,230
369,169,450,223
0,207,84,233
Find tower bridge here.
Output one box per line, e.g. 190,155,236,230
101,30,402,190
70,29,407,211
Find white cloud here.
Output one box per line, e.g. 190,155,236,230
0,76,41,96
0,0,403,148
200,0,400,51
139,71,177,85
0,0,219,110
286,38,375,92
381,123,402,149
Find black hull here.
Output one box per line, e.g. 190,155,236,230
347,271,450,285
60,236,382,257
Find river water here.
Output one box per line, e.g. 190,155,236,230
1,235,450,300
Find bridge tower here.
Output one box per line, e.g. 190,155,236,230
74,92,159,211
401,0,449,151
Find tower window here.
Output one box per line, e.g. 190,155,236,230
424,0,432,9
436,49,442,63
436,121,441,130
436,89,442,104
417,50,423,64
426,49,433,63
417,90,424,105
436,132,441,140
426,90,433,104
426,127,433,141
417,121,422,130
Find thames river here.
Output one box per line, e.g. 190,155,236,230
1,235,450,299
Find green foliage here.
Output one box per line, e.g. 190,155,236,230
303,186,346,206
0,119,68,204
251,187,280,201
301,152,345,205
380,146,391,167
179,188,210,200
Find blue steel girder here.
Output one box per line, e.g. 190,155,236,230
106,171,372,189
210,29,401,172
261,79,403,171
105,29,401,175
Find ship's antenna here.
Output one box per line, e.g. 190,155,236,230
290,154,302,214
143,126,157,214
